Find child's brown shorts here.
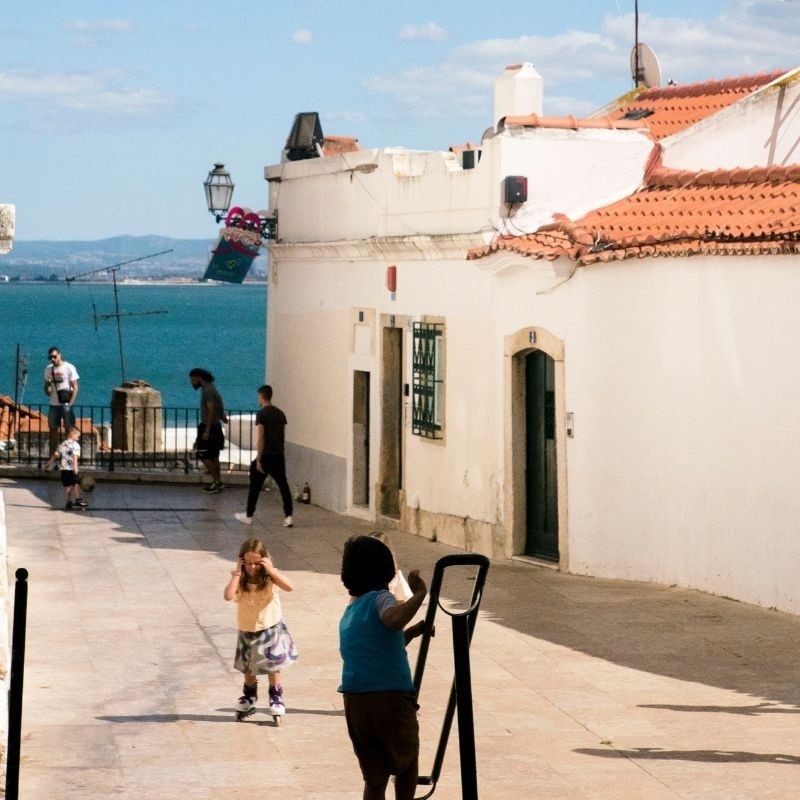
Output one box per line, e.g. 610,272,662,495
343,691,419,785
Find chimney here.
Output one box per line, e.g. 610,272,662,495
494,63,543,129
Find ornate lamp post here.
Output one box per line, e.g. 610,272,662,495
203,163,235,223
203,163,276,240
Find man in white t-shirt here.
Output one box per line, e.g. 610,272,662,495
43,346,80,456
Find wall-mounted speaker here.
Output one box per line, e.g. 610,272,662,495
503,175,528,203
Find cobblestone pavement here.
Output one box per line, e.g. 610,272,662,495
3,475,800,799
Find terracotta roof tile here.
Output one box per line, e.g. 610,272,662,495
468,164,800,265
607,70,789,140
497,70,791,139
322,136,359,156
500,113,651,134
449,142,480,153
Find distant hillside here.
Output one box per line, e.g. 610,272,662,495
0,235,267,281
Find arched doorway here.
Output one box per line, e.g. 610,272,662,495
525,350,559,560
503,327,567,566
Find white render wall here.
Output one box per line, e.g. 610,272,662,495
662,71,800,170
555,255,800,614
264,78,800,614
493,252,800,615
266,126,654,246
268,244,800,615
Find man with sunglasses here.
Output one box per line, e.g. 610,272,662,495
44,347,80,456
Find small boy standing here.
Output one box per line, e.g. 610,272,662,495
338,535,428,800
46,426,88,510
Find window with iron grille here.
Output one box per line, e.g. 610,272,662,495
412,321,444,438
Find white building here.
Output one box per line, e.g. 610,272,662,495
263,65,800,613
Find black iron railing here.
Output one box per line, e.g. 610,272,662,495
0,403,258,474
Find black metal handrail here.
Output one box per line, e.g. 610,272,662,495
6,568,29,800
413,554,491,800
0,403,259,473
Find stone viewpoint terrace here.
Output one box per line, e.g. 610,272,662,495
1,475,800,799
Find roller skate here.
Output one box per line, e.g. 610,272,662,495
269,684,285,725
235,682,258,721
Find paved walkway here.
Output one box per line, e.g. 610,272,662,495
2,474,800,799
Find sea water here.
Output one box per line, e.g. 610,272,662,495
0,282,267,412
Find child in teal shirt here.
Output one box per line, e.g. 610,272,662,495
339,535,427,800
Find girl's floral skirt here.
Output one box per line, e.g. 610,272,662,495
234,620,298,675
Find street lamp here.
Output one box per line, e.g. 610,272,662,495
203,163,234,222
203,163,276,240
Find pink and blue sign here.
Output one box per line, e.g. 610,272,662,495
203,207,263,284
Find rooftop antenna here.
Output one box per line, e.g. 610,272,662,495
65,250,172,384
630,0,662,89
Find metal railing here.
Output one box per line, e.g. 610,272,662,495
0,403,258,474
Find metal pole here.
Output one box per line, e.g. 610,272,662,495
111,269,125,384
452,613,478,800
13,343,20,409
6,567,29,800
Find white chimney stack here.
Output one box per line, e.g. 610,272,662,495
494,63,543,129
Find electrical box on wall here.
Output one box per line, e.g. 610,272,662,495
503,175,528,203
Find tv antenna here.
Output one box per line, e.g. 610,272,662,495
65,249,173,384
631,0,662,88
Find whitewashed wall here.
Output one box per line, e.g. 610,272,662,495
554,255,800,614
264,73,800,614
487,252,800,614
266,126,653,246
662,71,800,170
267,237,800,614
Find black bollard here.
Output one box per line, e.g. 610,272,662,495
6,567,29,800
413,553,490,800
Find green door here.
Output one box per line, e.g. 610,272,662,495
525,351,559,560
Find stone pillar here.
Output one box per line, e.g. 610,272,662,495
111,380,163,452
0,204,15,254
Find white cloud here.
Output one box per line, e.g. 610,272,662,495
397,22,447,41
63,19,133,32
292,29,313,45
323,110,368,127
366,4,800,122
0,70,173,115
62,18,135,49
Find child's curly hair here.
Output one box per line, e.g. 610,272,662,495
340,535,396,597
238,537,272,591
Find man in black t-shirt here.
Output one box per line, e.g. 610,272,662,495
189,367,228,493
235,384,294,528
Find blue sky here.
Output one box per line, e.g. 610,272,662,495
1,1,799,241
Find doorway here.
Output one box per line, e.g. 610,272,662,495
378,327,403,517
525,350,559,560
352,370,370,506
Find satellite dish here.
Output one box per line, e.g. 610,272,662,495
631,42,661,89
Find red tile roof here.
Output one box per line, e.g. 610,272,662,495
500,113,651,134
322,135,359,156
468,164,800,265
500,70,791,141
604,70,790,140
450,142,481,153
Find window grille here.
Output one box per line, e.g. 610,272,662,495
412,322,443,438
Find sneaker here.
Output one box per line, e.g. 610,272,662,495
283,516,293,528
75,498,89,509
203,481,224,494
64,501,73,510
234,512,253,526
